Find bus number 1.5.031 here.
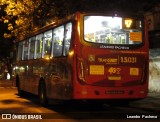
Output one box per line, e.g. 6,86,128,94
120,57,137,63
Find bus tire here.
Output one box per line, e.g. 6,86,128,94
16,76,24,97
38,81,48,106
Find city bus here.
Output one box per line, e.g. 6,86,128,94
13,11,149,105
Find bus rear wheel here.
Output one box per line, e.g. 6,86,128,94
18,86,24,97
17,78,24,97
39,82,48,106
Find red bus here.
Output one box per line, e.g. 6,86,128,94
14,12,149,105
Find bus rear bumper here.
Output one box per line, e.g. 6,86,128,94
73,86,148,100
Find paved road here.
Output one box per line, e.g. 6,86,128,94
0,80,160,122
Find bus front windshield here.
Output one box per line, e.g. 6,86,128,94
84,16,143,45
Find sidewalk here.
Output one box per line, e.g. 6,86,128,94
148,91,160,97
0,79,16,87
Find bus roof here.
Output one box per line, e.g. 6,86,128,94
15,12,76,42
15,11,144,43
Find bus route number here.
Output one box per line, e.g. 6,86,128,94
120,57,137,63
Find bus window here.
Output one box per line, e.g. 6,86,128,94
29,36,36,59
63,22,72,56
84,16,143,45
17,42,23,61
23,39,29,60
52,25,64,57
43,30,52,58
36,34,43,59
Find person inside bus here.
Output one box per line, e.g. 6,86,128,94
53,37,63,57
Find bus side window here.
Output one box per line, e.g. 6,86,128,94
63,22,72,56
43,30,52,58
17,42,23,61
36,34,43,59
52,26,64,57
29,36,36,60
23,39,29,60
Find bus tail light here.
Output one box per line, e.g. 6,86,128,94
77,57,86,84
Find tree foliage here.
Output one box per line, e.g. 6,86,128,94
0,0,159,39
0,0,42,39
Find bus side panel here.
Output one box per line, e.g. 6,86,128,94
46,58,73,100
16,61,29,93
16,60,43,95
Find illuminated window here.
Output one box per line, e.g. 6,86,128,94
36,34,43,59
52,26,64,57
43,30,52,58
84,16,143,45
29,36,36,59
63,22,72,56
17,42,23,61
23,39,29,60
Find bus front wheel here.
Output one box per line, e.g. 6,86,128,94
38,82,48,106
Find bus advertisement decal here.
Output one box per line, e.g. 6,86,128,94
98,57,118,65
130,68,139,76
108,76,121,81
130,32,142,42
89,65,104,75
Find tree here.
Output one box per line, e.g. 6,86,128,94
0,0,65,39
0,0,42,38
0,3,13,78
0,38,13,79
0,0,58,78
